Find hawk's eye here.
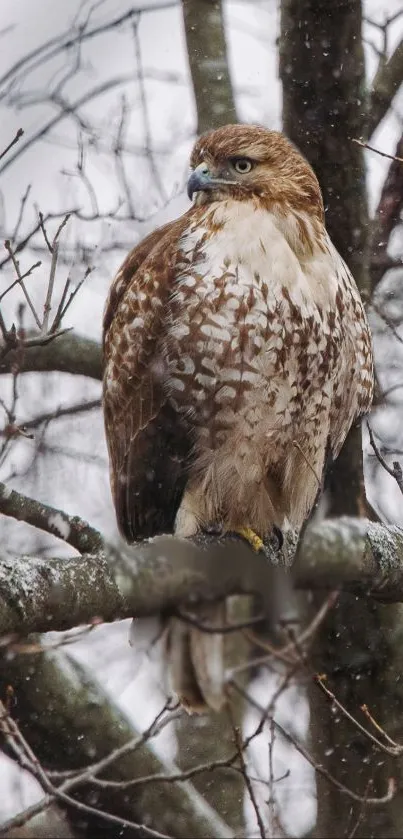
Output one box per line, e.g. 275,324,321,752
231,158,253,174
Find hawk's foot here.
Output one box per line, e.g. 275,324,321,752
232,527,265,553
203,523,224,537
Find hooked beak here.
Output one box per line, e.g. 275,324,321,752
187,161,236,201
187,162,214,200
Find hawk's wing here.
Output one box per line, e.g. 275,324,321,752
103,213,192,541
326,242,373,459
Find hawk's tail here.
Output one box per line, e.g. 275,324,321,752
166,602,227,714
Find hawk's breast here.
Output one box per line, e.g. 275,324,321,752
162,200,343,453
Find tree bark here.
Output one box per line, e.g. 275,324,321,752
0,651,232,839
0,332,102,381
280,2,403,836
2,513,403,641
181,0,237,133
369,40,403,138
370,131,403,293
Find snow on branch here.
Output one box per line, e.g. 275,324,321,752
0,481,104,554
0,482,403,639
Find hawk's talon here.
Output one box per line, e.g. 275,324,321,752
272,525,284,551
232,527,265,553
203,523,223,537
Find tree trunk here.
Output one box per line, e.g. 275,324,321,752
280,2,403,836
0,650,232,839
181,0,237,133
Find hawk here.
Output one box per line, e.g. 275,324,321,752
103,124,373,712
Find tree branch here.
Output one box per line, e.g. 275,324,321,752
369,39,403,138
0,516,403,639
0,650,233,839
0,331,102,380
0,481,104,554
370,131,403,291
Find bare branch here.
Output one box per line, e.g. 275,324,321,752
0,331,102,380
230,682,396,807
0,480,104,554
1,398,101,435
315,676,403,757
369,132,403,290
0,127,23,161
4,240,41,328
0,5,177,92
231,716,266,839
0,647,233,839
0,489,402,639
0,694,216,839
367,421,403,494
353,137,403,164
50,267,92,334
369,38,403,137
0,260,42,303
11,184,32,242
42,214,70,333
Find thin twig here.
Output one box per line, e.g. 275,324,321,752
4,398,101,436
315,675,403,756
12,184,32,242
0,700,177,839
42,215,70,333
230,711,266,839
3,240,41,328
229,590,339,677
0,128,23,161
361,703,402,749
38,211,53,253
230,681,396,806
176,608,264,634
367,421,403,494
353,137,403,164
0,260,42,303
50,267,91,333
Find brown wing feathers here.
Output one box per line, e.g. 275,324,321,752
102,215,192,541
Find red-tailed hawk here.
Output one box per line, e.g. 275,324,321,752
103,124,373,712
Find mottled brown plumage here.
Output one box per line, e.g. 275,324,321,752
103,124,373,712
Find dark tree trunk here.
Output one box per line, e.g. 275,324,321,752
280,2,403,836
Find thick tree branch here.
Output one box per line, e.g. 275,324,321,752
0,651,233,839
0,331,102,380
1,518,403,639
370,131,403,291
182,0,237,133
369,39,403,138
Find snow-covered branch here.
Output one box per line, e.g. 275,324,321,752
0,479,403,639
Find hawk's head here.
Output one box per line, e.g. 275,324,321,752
188,124,324,222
